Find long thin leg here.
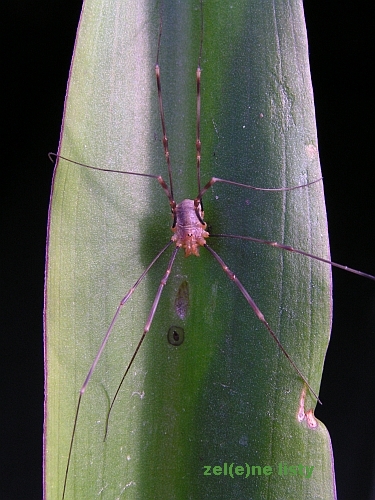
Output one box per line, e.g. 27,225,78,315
193,175,322,225
155,21,174,202
210,234,375,281
196,175,322,200
104,246,180,438
49,153,175,207
204,243,321,404
62,241,173,499
196,11,203,198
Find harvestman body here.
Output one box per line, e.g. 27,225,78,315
51,12,375,500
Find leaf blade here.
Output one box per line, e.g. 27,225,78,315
44,0,335,498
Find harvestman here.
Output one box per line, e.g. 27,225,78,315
51,12,375,500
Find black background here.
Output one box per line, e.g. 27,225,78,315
3,1,374,499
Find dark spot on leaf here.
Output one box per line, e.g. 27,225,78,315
167,326,185,346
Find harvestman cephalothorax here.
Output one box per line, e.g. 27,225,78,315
47,3,375,499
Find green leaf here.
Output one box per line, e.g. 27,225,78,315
44,0,335,498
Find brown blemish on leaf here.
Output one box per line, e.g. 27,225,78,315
175,280,189,320
297,385,318,429
305,409,318,429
